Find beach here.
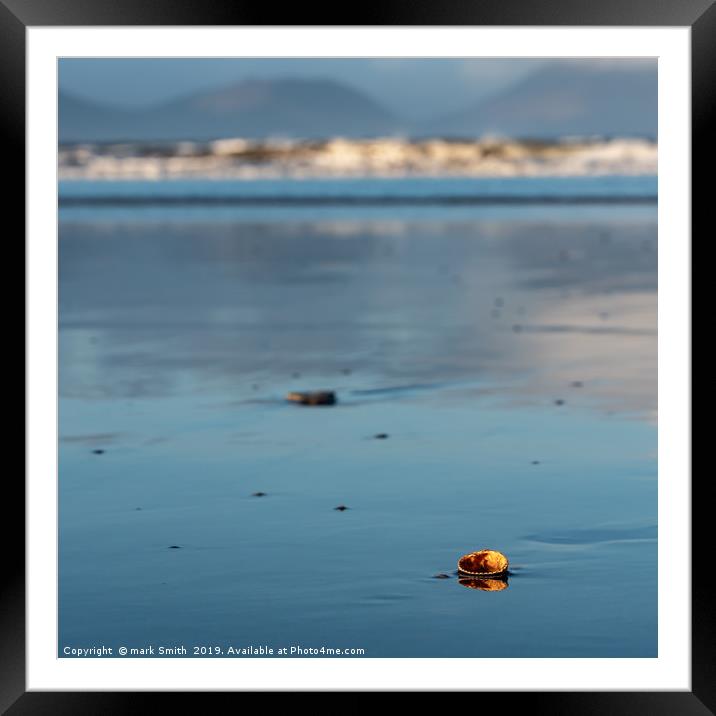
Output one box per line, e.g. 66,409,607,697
58,176,657,658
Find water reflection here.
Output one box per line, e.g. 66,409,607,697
58,204,657,657
458,577,509,592
59,207,657,420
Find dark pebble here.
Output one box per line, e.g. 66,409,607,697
334,505,349,511
286,390,336,406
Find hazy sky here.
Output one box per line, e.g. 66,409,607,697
59,58,554,119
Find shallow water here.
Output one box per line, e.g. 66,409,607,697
59,178,657,658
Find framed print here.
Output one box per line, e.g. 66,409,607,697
11,0,707,710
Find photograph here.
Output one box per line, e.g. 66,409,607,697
57,56,659,659
8,0,706,703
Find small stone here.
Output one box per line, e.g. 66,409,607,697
334,505,349,511
286,391,336,406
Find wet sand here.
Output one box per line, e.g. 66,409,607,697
59,192,657,657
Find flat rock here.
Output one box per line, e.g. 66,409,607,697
286,391,336,406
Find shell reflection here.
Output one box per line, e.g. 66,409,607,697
458,577,509,592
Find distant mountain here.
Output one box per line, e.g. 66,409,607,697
59,64,657,144
59,78,401,143
427,62,657,140
58,93,138,143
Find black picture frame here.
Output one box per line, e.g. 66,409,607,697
10,0,706,711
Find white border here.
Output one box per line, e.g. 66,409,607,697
28,27,691,691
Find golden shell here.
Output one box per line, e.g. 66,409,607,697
457,549,509,576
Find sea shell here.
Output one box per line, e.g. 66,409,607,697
457,549,509,576
459,578,508,592
286,391,336,406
